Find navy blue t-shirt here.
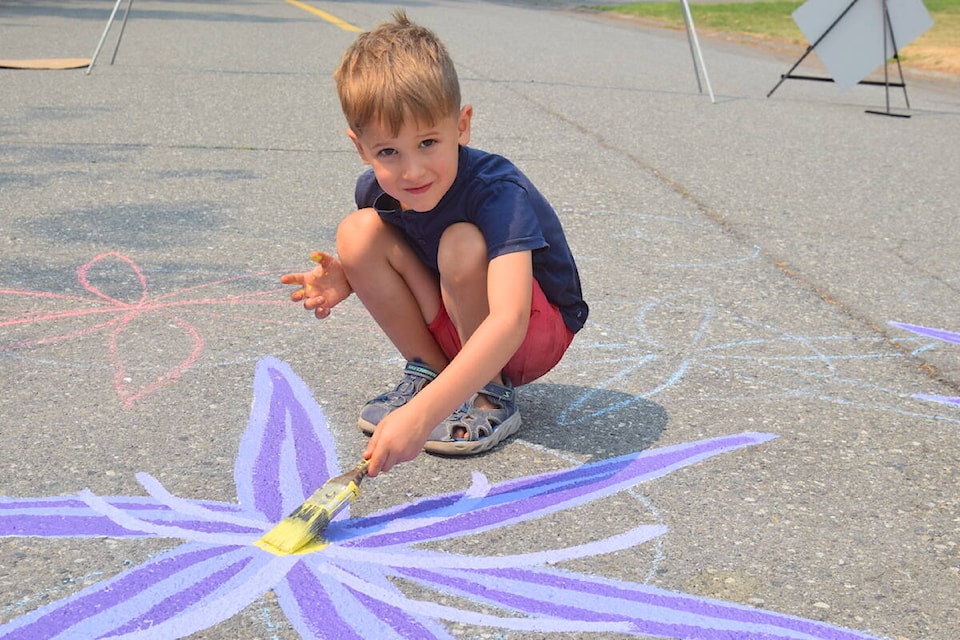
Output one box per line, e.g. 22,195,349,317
354,145,588,333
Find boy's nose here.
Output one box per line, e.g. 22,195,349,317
401,157,425,181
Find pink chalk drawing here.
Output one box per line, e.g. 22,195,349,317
0,252,295,409
889,321,960,407
0,357,886,639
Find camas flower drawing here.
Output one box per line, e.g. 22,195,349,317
0,357,885,639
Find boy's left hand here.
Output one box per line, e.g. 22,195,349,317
280,251,352,319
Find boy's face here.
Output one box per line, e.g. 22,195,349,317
348,105,472,212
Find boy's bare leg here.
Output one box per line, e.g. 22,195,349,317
337,208,448,371
437,222,502,410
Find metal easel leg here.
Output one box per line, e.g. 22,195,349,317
86,0,134,75
110,0,136,65
680,0,716,103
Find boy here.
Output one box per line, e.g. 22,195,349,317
281,11,587,477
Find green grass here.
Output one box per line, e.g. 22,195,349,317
594,1,806,43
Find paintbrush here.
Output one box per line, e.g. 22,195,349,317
255,459,369,554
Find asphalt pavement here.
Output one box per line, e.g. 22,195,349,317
1,1,958,639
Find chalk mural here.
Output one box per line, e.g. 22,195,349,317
890,321,960,406
0,357,885,639
0,249,951,638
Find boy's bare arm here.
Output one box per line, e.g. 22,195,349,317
280,251,353,319
364,250,533,475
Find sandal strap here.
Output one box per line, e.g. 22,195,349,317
476,378,514,406
404,359,439,382
380,360,439,403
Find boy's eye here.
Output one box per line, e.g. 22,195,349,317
377,148,397,158
419,139,437,149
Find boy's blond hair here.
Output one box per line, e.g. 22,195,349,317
334,10,461,136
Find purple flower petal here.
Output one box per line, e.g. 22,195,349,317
324,524,666,569
103,551,298,640
339,433,776,547
0,496,147,538
397,565,882,639
0,543,257,639
275,562,360,640
312,561,635,635
234,357,341,521
135,472,267,532
276,560,457,639
0,495,257,538
889,321,960,345
913,393,960,406
76,489,258,545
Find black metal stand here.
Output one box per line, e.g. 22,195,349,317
767,0,911,118
865,0,911,117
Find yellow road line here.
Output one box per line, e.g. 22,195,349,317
284,0,362,32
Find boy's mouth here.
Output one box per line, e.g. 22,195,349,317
405,183,432,196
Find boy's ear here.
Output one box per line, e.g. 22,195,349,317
346,128,370,164
457,105,473,146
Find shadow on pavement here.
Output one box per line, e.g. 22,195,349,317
519,383,668,460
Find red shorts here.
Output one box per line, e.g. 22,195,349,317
427,279,575,386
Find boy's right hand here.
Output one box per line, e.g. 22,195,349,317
280,251,353,319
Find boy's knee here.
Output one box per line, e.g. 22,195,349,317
337,208,380,240
336,208,382,259
438,223,486,278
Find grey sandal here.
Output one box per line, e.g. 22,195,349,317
358,359,439,435
424,378,521,456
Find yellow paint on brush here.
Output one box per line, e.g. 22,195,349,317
284,0,362,32
254,532,330,556
254,460,369,555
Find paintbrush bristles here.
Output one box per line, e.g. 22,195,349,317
257,499,338,554
256,519,313,554
255,461,369,554
258,507,332,554
288,503,333,538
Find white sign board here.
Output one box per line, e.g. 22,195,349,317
792,0,933,91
